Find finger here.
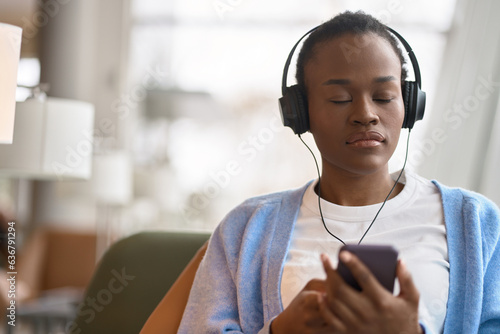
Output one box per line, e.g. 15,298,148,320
321,253,334,274
303,278,327,293
321,253,365,324
320,253,337,291
301,291,331,327
338,251,388,299
320,253,345,296
396,259,419,303
321,253,344,284
321,253,362,301
317,294,346,332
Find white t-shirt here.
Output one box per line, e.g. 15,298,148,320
280,170,449,333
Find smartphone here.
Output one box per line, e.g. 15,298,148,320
337,244,398,293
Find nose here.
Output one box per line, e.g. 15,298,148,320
350,98,379,126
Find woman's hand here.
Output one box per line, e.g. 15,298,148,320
271,279,335,334
318,252,423,334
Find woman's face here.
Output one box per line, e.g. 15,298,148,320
305,32,405,177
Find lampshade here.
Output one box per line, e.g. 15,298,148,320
0,23,22,144
0,97,95,180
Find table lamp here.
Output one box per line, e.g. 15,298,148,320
0,23,22,144
0,96,95,180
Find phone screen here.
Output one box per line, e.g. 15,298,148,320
337,244,398,292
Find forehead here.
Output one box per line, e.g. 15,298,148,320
304,33,402,83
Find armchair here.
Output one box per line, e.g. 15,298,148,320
69,231,210,334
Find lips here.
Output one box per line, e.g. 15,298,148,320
346,131,385,145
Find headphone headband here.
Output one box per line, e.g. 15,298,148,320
385,26,422,89
281,26,319,96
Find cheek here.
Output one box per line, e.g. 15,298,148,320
309,115,345,144
385,99,406,129
384,108,405,150
308,99,345,133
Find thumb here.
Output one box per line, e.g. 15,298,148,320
397,259,420,304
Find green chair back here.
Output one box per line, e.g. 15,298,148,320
69,231,210,334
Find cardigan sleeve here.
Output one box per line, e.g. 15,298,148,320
480,240,500,332
177,193,290,333
432,181,500,333
478,197,500,332
177,222,245,333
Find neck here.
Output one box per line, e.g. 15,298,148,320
318,167,404,206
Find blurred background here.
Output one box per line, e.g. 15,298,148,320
0,0,461,235
0,0,500,331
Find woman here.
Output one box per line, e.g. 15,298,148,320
170,11,500,333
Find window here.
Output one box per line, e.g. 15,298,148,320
127,0,457,231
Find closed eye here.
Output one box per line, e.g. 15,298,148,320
374,98,393,103
331,100,353,104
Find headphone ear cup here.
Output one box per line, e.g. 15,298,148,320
402,82,413,129
279,84,309,134
415,86,426,125
402,81,426,129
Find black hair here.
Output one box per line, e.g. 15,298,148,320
295,11,408,95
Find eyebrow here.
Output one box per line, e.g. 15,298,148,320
321,76,397,86
373,75,397,83
322,78,350,86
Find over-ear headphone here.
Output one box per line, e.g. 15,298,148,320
279,25,426,134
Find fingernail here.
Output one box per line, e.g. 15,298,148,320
340,251,352,263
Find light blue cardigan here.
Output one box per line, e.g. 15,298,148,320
178,181,500,333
